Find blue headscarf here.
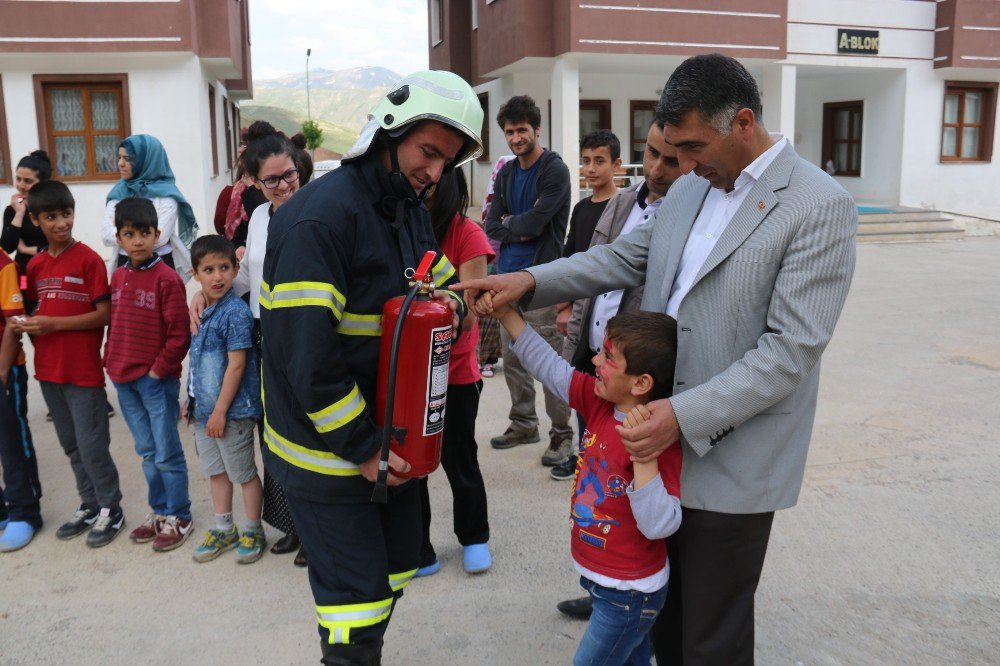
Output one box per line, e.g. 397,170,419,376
107,135,198,247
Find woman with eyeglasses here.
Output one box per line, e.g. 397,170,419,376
191,120,308,565
101,134,198,280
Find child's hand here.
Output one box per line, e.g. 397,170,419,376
622,404,652,429
206,410,226,438
18,316,58,336
148,370,161,380
180,399,188,422
474,291,495,316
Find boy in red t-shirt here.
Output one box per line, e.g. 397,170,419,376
0,251,42,552
105,198,192,552
14,181,124,548
485,295,682,664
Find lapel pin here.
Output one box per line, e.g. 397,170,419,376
757,201,765,210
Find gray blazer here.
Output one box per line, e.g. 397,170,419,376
528,143,857,513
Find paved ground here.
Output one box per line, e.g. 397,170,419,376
1,237,999,665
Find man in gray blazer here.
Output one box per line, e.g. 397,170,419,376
458,54,857,664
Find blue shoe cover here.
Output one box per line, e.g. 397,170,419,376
0,521,36,552
415,560,441,577
463,543,492,574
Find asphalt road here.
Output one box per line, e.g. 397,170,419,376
1,237,998,664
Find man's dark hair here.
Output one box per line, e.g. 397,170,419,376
496,95,541,130
656,53,763,134
191,234,237,270
605,311,678,400
26,180,74,217
114,197,158,232
580,129,621,161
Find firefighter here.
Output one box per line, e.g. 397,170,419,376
259,70,483,665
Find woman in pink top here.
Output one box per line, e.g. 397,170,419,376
416,167,495,576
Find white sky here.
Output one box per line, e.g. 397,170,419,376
249,0,430,81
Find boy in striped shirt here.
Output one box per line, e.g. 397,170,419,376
105,197,192,552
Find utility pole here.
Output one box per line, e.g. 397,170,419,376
306,48,312,123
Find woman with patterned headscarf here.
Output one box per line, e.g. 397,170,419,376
101,134,198,280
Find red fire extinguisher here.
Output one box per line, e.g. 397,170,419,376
372,250,454,503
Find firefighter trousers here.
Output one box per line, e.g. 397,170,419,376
285,480,422,660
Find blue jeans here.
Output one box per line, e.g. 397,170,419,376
574,576,668,666
114,375,191,520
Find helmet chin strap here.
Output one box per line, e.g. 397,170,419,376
381,140,433,228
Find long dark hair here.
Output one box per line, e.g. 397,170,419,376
428,167,470,244
17,150,53,181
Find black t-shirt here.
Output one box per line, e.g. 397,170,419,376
2,205,49,275
563,196,610,258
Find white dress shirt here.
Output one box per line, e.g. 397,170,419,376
588,185,663,352
666,135,787,317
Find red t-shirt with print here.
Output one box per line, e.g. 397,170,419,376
26,242,110,387
439,214,495,385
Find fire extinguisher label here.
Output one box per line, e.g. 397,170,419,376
424,325,453,435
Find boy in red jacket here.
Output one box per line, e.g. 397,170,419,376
485,295,682,664
104,197,192,552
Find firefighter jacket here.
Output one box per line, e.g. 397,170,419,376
259,156,466,503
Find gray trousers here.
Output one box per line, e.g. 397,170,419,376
40,382,122,510
500,305,573,440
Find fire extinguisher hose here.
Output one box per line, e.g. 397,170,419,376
371,280,421,504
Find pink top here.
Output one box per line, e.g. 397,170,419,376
439,214,495,385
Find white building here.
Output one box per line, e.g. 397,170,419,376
0,0,252,250
430,0,999,223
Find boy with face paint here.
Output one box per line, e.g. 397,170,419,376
481,293,682,665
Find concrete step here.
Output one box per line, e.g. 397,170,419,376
857,220,960,235
855,209,964,243
858,210,954,223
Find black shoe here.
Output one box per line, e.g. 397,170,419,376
294,545,308,568
45,412,53,422
550,455,578,481
557,596,593,620
55,505,99,540
270,533,300,554
86,507,126,548
107,400,116,419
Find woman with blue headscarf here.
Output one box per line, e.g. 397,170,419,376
101,135,198,280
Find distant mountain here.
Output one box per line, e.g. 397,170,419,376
257,66,401,91
241,66,401,155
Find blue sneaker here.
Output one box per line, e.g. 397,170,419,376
0,521,37,552
463,543,492,574
415,560,441,577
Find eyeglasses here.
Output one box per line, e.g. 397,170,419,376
257,168,300,189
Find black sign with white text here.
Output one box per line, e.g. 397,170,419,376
837,29,880,55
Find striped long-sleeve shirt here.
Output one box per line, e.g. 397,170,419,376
105,256,190,383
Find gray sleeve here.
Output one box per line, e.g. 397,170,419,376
627,476,682,540
509,324,573,404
